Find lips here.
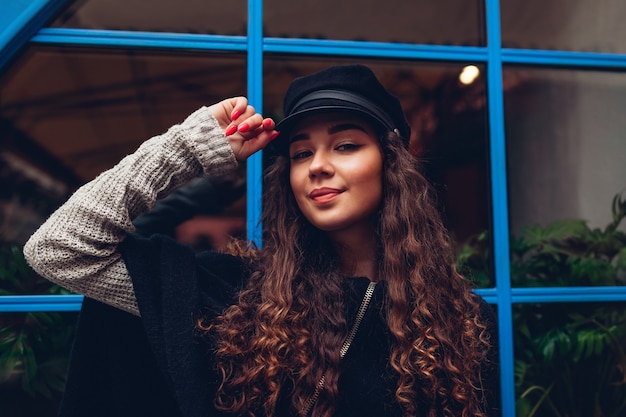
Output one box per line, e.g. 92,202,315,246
309,187,343,204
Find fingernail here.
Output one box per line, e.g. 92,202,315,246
238,123,249,133
263,118,273,128
270,131,280,141
225,125,237,136
231,110,241,120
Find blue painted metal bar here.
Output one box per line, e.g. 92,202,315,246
512,286,626,303
502,48,626,69
264,37,488,62
245,0,264,246
0,0,70,71
0,295,83,312
0,0,48,47
3,286,625,312
32,28,488,62
485,0,516,415
29,29,626,70
477,286,626,304
473,288,498,304
32,28,247,51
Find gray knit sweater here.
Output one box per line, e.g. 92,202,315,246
23,107,238,316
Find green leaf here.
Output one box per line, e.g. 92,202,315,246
569,257,616,285
514,359,529,387
0,349,21,382
516,396,533,417
39,357,69,394
21,345,38,385
522,219,589,247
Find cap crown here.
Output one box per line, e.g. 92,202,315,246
280,65,411,142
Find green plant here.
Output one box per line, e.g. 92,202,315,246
0,244,75,400
458,193,626,417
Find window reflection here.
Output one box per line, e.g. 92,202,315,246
504,67,626,288
50,0,247,36
1,47,247,183
264,0,485,46
504,68,626,233
0,46,248,267
513,302,626,417
502,0,626,53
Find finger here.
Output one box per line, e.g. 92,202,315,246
240,130,280,154
262,118,275,130
251,129,281,149
209,97,248,133
232,128,280,161
229,97,249,122
236,114,264,136
219,97,248,131
248,119,277,139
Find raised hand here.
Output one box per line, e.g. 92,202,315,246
207,96,279,161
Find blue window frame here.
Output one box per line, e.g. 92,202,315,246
2,1,626,416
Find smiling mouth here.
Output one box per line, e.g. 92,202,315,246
309,188,342,204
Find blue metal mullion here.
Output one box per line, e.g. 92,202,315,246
32,28,247,51
245,0,263,246
485,0,516,416
0,0,71,71
502,48,626,69
3,286,625,312
31,30,626,70
265,37,488,62
473,288,498,305
0,295,83,312
512,287,626,303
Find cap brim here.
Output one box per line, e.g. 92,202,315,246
266,104,386,155
272,103,390,153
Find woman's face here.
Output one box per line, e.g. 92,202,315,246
288,112,384,237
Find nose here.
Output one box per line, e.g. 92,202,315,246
308,150,334,178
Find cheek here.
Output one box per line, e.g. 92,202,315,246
362,166,384,207
354,162,383,189
289,168,307,205
289,168,299,194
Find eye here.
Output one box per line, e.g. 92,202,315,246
290,150,312,160
336,143,361,151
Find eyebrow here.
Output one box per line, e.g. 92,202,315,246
289,122,369,144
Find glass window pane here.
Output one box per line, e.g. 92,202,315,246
514,302,626,417
0,312,78,417
50,0,247,35
504,67,626,288
264,56,493,287
0,46,247,264
502,0,626,53
264,0,485,46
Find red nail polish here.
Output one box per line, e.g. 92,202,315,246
238,123,249,133
231,110,241,120
270,131,280,141
263,118,273,128
225,125,237,136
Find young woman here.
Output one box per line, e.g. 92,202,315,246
24,64,498,417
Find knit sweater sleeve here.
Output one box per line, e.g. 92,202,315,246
23,107,238,316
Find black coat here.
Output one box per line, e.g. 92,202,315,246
59,234,499,417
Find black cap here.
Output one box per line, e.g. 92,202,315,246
275,65,411,148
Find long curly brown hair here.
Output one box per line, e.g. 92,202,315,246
205,132,492,417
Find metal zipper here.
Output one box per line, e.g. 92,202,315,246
300,281,377,416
